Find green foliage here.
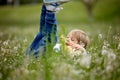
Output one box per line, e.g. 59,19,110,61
94,0,120,20
0,1,120,80
20,0,42,4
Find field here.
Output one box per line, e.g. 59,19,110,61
0,1,120,80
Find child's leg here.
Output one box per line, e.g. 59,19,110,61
30,4,46,49
25,4,46,55
34,11,58,57
44,11,58,44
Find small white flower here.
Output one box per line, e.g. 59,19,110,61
80,54,91,68
106,65,113,72
23,38,28,43
108,53,116,61
14,46,18,50
101,45,108,55
4,58,7,62
118,43,120,50
3,40,9,46
98,34,102,39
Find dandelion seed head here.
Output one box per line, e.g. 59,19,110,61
98,34,103,39
118,43,120,50
79,54,91,68
101,46,108,55
103,41,110,47
3,40,9,46
23,38,28,43
108,53,116,61
4,58,7,62
106,65,113,72
14,46,18,50
113,35,118,40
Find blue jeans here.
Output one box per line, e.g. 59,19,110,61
26,4,58,57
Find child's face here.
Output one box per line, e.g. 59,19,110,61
66,35,85,48
66,36,78,46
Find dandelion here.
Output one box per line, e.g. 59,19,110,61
14,46,18,50
107,52,116,61
98,33,103,39
3,40,9,46
79,54,91,68
101,40,111,55
101,45,108,55
1,47,5,53
113,35,118,40
23,38,28,43
118,43,120,50
4,58,7,62
106,65,113,72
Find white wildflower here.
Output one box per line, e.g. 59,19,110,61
3,40,9,46
107,52,116,61
101,45,108,55
69,47,87,59
102,45,116,60
106,65,113,72
79,54,91,68
98,34,102,39
101,41,111,56
103,40,110,47
118,43,120,50
113,35,118,40
14,46,18,50
23,38,28,43
4,58,7,62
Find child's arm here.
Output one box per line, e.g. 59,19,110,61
66,37,84,50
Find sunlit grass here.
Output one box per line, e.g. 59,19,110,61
0,1,120,80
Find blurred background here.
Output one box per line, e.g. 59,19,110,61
0,0,120,27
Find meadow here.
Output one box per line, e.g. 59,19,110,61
0,1,120,80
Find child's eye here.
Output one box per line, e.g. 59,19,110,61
71,39,74,41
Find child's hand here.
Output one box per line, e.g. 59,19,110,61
53,43,61,53
65,37,73,46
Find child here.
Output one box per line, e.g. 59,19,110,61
25,0,70,58
53,29,90,58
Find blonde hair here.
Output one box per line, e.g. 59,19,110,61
66,29,90,48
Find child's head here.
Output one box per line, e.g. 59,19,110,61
66,29,90,48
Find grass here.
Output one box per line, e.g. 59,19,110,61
0,1,120,80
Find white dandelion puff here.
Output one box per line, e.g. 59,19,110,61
107,52,116,61
118,43,120,50
4,58,7,62
106,65,113,72
79,54,91,68
3,40,9,46
14,46,18,50
98,34,103,39
23,38,28,43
